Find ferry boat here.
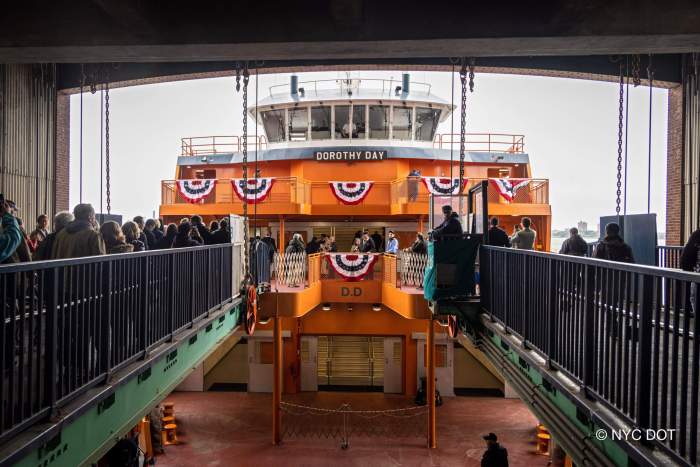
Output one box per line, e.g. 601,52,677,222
159,73,551,396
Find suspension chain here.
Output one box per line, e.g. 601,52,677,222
237,64,251,279
615,63,624,217
458,60,469,192
105,78,111,214
632,54,641,87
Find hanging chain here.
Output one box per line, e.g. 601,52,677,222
105,79,111,214
615,63,624,217
459,60,468,192
632,54,641,87
237,63,250,279
468,58,475,93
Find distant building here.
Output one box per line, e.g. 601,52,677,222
577,220,588,233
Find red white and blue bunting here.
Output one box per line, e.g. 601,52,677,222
231,178,275,204
489,178,530,202
329,181,374,205
421,177,465,196
176,179,217,204
325,253,379,281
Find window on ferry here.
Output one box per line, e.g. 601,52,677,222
310,106,331,140
334,105,350,139
392,106,413,140
288,107,308,141
261,110,286,143
369,105,390,139
415,107,442,141
353,105,366,139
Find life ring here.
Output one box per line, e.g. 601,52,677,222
245,285,257,335
447,315,458,338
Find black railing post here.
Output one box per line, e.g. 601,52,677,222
582,263,596,396
522,253,529,347
168,253,176,341
219,247,225,304
547,256,557,365
205,247,211,314
190,250,196,326
140,256,150,357
636,274,654,429
102,261,113,377
44,268,59,413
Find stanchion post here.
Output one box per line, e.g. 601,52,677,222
427,318,436,448
273,315,283,445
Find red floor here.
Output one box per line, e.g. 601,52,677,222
156,392,549,467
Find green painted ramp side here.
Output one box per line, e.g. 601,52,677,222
14,304,241,467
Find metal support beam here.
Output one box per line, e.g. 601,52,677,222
426,318,436,448
272,316,283,445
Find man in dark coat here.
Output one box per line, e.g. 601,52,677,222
371,230,383,252
559,227,588,256
52,203,106,259
593,222,634,263
487,217,510,247
191,215,214,245
431,205,463,240
680,228,700,272
211,219,231,244
361,231,376,253
481,433,508,467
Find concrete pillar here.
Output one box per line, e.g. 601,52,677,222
427,318,436,448
272,316,282,445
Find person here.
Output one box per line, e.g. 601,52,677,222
29,214,49,252
681,228,700,272
191,215,214,244
593,222,634,263
34,211,74,261
559,227,588,256
132,216,150,250
407,232,427,254
361,231,376,253
211,218,231,244
431,205,463,239
285,233,305,254
408,168,421,201
481,433,508,467
143,219,160,247
0,199,22,263
261,230,277,262
371,230,383,252
329,235,338,252
385,230,399,254
306,236,320,254
487,217,510,248
52,203,105,259
122,221,146,252
152,219,164,242
101,221,134,254
511,217,536,250
173,221,201,248
350,237,361,252
156,223,178,249
209,220,220,232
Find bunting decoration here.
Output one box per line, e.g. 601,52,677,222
176,179,217,204
231,178,275,204
421,177,465,196
489,178,530,202
325,253,379,281
329,181,374,205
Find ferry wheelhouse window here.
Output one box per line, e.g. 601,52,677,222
392,106,413,140
310,106,331,140
334,105,350,138
415,107,441,141
353,105,367,139
369,105,390,139
261,110,286,143
288,107,308,141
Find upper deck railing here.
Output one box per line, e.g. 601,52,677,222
179,132,524,156
0,244,238,444
267,78,433,99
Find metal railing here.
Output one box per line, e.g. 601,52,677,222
181,135,268,156
657,245,684,269
0,244,237,443
433,133,525,153
397,251,428,288
268,78,432,98
273,251,309,288
390,177,548,206
481,246,700,465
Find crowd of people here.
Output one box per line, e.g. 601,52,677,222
0,200,232,264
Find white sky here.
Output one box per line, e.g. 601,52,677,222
69,70,668,232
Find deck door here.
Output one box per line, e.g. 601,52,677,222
300,336,318,391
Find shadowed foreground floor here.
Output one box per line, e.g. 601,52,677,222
156,391,549,467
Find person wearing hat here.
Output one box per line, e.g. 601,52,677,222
431,205,463,240
481,432,508,467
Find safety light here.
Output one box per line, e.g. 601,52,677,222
372,304,381,311
322,303,331,311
